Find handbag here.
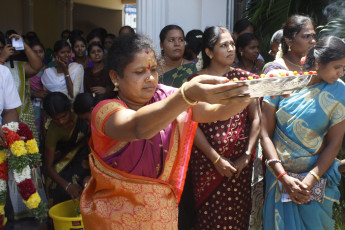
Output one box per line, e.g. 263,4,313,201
278,172,327,203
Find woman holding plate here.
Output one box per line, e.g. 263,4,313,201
261,36,345,229
79,33,253,229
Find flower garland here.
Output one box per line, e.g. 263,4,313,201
0,122,46,228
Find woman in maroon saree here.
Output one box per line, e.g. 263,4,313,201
189,26,260,229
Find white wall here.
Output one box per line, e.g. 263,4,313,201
167,0,228,32
138,0,230,49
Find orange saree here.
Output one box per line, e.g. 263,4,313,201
80,86,198,229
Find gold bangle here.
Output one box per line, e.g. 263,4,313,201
181,82,198,106
213,155,221,164
65,74,70,78
310,170,320,181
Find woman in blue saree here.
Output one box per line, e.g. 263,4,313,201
261,36,345,230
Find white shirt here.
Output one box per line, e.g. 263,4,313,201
41,62,84,100
0,65,22,125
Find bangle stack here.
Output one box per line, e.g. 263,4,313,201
277,172,287,181
213,155,221,164
181,82,198,106
265,159,282,167
65,182,72,191
309,170,320,181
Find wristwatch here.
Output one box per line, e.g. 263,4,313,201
245,150,251,156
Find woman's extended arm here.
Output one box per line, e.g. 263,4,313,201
302,119,345,189
104,75,250,141
44,146,82,199
8,34,42,77
261,101,310,204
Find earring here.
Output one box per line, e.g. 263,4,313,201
209,55,213,59
240,52,243,56
288,46,291,51
113,82,119,91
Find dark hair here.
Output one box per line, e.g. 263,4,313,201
53,40,70,53
106,33,116,40
159,25,184,44
270,29,283,45
0,31,5,45
184,29,203,60
25,31,39,44
29,40,45,52
304,36,345,71
43,92,71,118
60,29,71,39
119,26,135,36
71,36,86,49
233,18,254,34
87,29,105,46
202,26,229,69
70,29,84,43
282,15,313,54
94,28,107,38
71,29,83,37
87,41,104,54
5,30,18,38
107,34,157,77
235,33,258,60
73,93,99,114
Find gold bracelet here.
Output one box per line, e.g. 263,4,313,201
309,170,320,181
181,82,198,106
213,155,221,164
65,74,70,78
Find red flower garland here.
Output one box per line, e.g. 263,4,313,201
17,123,34,141
0,164,7,182
17,179,37,201
3,128,20,147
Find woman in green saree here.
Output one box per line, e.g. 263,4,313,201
158,25,197,88
43,92,90,206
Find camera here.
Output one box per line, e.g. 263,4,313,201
5,38,12,45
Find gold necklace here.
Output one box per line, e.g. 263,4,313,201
283,56,303,70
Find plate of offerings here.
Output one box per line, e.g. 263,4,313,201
232,71,316,98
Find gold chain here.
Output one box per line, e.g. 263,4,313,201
283,56,303,70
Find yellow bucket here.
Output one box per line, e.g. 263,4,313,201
49,200,84,230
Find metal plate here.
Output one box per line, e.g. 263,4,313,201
240,74,314,98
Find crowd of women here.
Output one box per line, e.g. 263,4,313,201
1,14,345,230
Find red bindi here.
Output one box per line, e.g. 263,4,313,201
144,50,149,54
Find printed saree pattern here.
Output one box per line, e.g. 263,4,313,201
263,80,345,230
80,85,198,229
189,69,254,229
159,62,197,88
